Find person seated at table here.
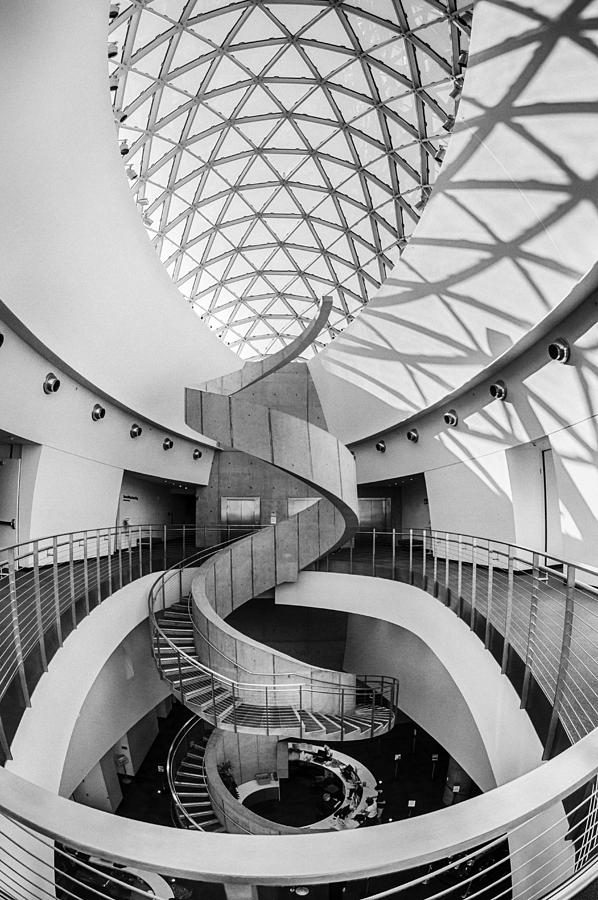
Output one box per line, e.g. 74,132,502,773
363,797,378,825
348,783,362,803
334,804,352,821
341,763,355,779
313,744,332,762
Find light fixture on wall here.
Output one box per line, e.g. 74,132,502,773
91,403,106,421
193,448,202,460
406,429,419,443
443,409,458,427
548,337,570,363
163,438,174,450
43,373,61,394
130,424,143,438
375,440,386,453
489,380,508,401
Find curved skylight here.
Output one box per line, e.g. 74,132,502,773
109,1,472,359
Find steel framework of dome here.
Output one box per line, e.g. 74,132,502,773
109,0,472,358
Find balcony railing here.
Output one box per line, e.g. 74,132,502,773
0,525,597,900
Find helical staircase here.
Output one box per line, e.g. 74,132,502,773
149,299,399,743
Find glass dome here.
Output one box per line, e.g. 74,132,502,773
109,0,472,358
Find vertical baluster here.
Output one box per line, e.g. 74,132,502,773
232,684,237,733
52,536,62,647
444,532,450,601
32,541,47,672
127,531,133,584
521,553,540,710
432,530,438,591
211,673,218,725
544,565,575,759
501,546,515,674
370,687,376,738
470,538,477,630
7,547,30,707
409,529,413,584
96,530,102,603
117,528,123,590
149,524,153,573
422,529,427,589
265,686,270,736
68,534,77,627
372,529,376,576
349,540,353,575
82,535,90,617
183,523,186,560
391,528,396,580
340,687,345,740
457,534,463,614
485,547,494,650
177,654,184,699
138,525,143,577
107,528,113,595
163,525,167,570
299,685,303,739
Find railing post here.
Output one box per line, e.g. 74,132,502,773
117,529,123,590
177,653,184,699
32,541,47,672
82,535,90,617
179,568,183,602
68,533,77,627
372,529,376,576
501,546,515,674
409,529,413,584
340,687,345,740
432,530,438,591
370,688,376,738
211,673,218,725
96,530,102,603
127,532,133,584
485,546,494,649
544,564,575,759
7,546,30,707
52,535,62,647
422,529,427,589
299,685,303,739
521,553,540,710
138,524,143,577
349,540,353,575
183,523,187,560
163,525,167,570
232,684,237,733
391,528,396,579
107,528,113,594
444,532,450,599
148,524,153,573
457,534,463,619
470,537,477,630
386,678,392,732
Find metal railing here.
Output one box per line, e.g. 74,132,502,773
1,525,598,900
148,542,397,737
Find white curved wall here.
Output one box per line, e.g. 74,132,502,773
310,0,598,443
0,1,239,439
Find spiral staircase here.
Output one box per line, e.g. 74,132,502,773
149,301,399,742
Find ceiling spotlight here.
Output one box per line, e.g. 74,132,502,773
109,74,119,92
294,889,310,897
489,380,507,401
458,50,469,67
108,41,119,59
130,424,143,438
443,409,458,427
375,440,386,453
119,140,129,157
193,449,203,460
547,337,570,364
163,438,174,450
142,214,153,227
434,146,446,164
43,373,61,394
125,166,137,180
109,3,120,18
406,429,419,443
415,186,432,212
91,403,106,421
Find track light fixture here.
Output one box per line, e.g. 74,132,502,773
415,185,432,212
547,337,570,363
193,449,203,460
108,42,118,59
109,74,119,92
126,165,138,180
43,373,61,394
163,438,174,450
458,50,469,67
109,3,120,19
406,429,419,443
119,140,129,156
91,403,106,421
130,424,143,438
449,77,463,100
443,409,458,427
489,380,507,401
434,146,446,164
375,440,386,453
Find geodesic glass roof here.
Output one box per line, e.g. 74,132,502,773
108,1,472,359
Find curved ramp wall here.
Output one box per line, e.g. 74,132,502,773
309,0,598,443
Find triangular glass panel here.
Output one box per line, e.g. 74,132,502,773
301,11,354,49
266,44,315,79
191,10,243,47
208,55,248,92
206,86,248,119
172,30,209,68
